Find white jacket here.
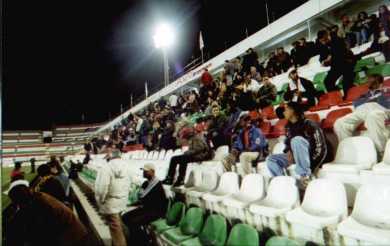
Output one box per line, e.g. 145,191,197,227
94,158,131,214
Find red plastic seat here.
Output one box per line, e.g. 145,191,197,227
309,91,343,112
338,84,369,106
305,113,320,123
321,108,353,130
268,119,288,138
262,106,277,120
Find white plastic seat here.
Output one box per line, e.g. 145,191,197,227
373,140,390,175
285,179,347,244
202,172,240,213
318,136,377,206
222,174,265,222
186,170,219,208
249,176,299,231
337,184,390,245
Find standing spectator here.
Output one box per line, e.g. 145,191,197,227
379,5,390,38
334,74,390,157
284,68,320,108
266,102,330,189
95,149,130,246
5,180,90,246
121,164,168,246
10,162,25,182
29,158,36,173
256,76,277,109
224,115,268,175
318,29,356,98
163,127,213,186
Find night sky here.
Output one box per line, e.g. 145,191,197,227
3,0,307,130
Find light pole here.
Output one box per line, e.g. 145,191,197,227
153,23,174,87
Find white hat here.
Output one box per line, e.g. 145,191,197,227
141,163,155,172
5,180,29,196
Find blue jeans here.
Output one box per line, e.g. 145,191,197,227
266,136,311,177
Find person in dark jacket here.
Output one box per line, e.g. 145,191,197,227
5,180,89,246
284,68,321,108
266,102,330,189
121,164,167,246
163,127,213,186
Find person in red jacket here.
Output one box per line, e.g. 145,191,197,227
200,68,214,88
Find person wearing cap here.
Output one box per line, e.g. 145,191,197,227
95,148,130,246
284,68,320,108
163,127,213,186
5,180,90,246
266,102,331,189
224,114,268,175
121,163,167,245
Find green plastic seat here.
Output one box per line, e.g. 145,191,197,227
354,57,376,72
151,201,186,234
265,236,300,246
226,224,259,246
367,63,390,77
180,214,227,246
162,207,204,245
313,72,327,85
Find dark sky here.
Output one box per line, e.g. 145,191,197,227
3,0,307,130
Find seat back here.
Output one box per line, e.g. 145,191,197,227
226,224,259,246
166,201,186,226
214,145,229,161
266,177,299,208
334,137,377,168
382,140,390,165
240,174,264,200
180,207,204,236
321,108,352,129
265,236,300,246
199,214,227,246
216,172,240,194
200,170,219,191
302,179,347,219
158,149,166,160
352,184,390,229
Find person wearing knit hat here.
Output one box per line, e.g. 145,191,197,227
163,127,213,186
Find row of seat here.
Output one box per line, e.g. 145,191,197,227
150,201,299,246
169,169,390,245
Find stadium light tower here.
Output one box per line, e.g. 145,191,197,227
153,23,174,87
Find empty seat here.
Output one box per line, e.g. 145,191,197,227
285,179,347,244
226,224,259,246
268,119,288,138
180,214,227,246
321,108,352,130
265,236,299,246
372,140,390,174
222,174,265,222
337,184,390,245
249,177,299,232
203,172,240,213
162,207,205,245
186,170,219,208
309,91,343,111
151,201,186,234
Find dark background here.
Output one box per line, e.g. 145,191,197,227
3,0,307,130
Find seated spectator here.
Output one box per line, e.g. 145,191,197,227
10,162,25,182
284,68,320,108
276,47,292,72
95,149,130,246
5,180,89,246
256,76,277,109
334,74,390,157
266,102,330,189
163,127,213,186
223,115,268,175
122,164,168,245
33,164,66,203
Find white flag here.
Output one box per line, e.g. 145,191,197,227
199,31,204,50
145,81,148,98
